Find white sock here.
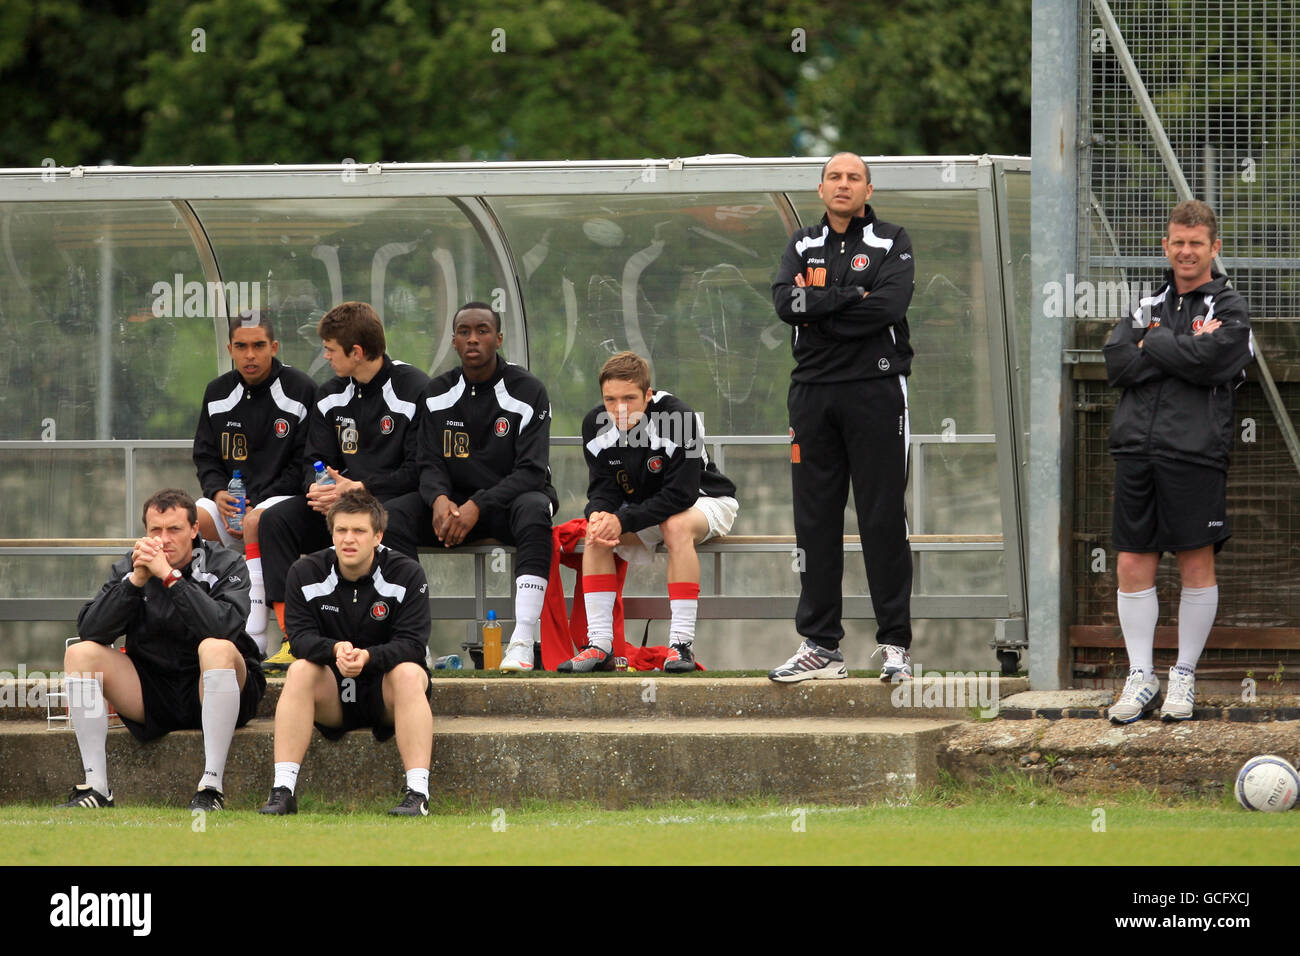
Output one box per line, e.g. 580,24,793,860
667,582,700,645
510,574,547,646
406,768,430,798
246,556,268,639
582,577,617,653
1176,585,1218,673
273,762,300,794
66,677,110,795
198,668,240,794
1117,586,1158,679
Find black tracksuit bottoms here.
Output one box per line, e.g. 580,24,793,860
789,375,913,650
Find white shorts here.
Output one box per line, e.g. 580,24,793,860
614,496,739,566
196,494,293,549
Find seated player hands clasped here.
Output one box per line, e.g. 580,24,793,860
584,511,623,549
431,494,481,547
260,490,433,817
560,351,738,675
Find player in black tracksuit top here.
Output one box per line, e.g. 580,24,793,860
283,543,431,739
259,489,433,816
257,304,431,641
194,357,315,508
581,393,736,529
563,351,739,674
386,302,556,670
193,324,318,653
193,353,316,545
768,153,915,683
259,354,429,605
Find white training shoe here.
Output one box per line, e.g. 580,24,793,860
875,644,913,682
1108,668,1162,724
500,640,535,672
1160,667,1196,722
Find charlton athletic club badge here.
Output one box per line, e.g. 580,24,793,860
274,418,290,439
380,415,395,435
370,601,389,621
851,254,869,271
647,455,664,474
494,416,511,437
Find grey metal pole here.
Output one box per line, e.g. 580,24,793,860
97,228,112,440
1029,0,1077,689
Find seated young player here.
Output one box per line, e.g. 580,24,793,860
561,351,738,673
193,309,316,654
259,490,433,816
256,302,429,666
61,489,266,810
386,302,557,672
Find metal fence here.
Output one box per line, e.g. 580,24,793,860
1072,0,1300,671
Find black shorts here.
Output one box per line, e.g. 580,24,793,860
1112,456,1230,554
121,663,264,743
315,662,431,743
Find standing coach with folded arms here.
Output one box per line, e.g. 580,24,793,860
768,152,917,684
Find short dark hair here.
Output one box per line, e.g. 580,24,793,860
1168,200,1218,244
599,351,651,392
326,488,388,535
821,151,871,184
317,302,386,361
454,301,501,333
227,308,275,343
142,489,197,527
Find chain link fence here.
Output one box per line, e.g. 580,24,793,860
1074,0,1300,675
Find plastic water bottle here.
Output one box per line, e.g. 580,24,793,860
313,461,335,486
482,610,503,669
226,470,246,532
433,654,463,670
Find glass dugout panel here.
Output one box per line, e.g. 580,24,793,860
489,192,796,438
0,201,209,441
190,198,505,381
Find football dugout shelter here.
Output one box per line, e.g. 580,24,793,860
0,155,1033,677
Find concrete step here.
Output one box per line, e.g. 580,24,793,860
1,716,960,808
3,675,1029,722
942,717,1300,794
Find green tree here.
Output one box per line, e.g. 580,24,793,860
793,0,1031,155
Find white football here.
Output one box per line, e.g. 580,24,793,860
1235,754,1300,812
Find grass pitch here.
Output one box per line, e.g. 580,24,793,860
4,773,1298,865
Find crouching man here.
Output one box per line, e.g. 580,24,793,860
259,489,433,817
62,489,265,810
